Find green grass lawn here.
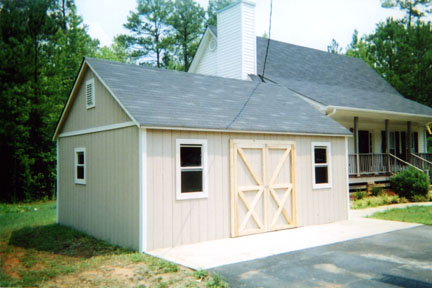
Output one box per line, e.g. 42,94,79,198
370,205,432,225
0,201,228,287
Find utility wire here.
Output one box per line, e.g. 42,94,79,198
261,0,273,80
226,81,261,129
227,0,273,128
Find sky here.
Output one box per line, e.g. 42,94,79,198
74,0,409,52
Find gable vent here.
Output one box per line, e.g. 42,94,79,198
86,79,95,109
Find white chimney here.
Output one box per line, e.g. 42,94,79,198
217,0,256,80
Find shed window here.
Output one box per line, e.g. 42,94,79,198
86,79,95,109
176,139,208,200
312,142,332,189
74,148,86,184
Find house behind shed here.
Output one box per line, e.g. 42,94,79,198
53,58,351,252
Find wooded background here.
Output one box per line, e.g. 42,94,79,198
0,0,430,202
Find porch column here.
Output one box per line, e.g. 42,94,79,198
407,121,412,163
385,119,390,173
354,116,360,176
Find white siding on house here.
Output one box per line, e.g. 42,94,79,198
217,1,256,80
146,129,348,250
339,120,425,154
194,36,218,76
241,2,256,78
58,126,140,250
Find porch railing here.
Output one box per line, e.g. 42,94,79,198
410,153,432,178
348,153,426,176
418,153,432,163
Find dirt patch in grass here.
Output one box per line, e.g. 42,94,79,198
2,250,24,279
0,202,228,287
41,258,205,288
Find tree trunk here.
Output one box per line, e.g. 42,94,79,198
183,27,188,71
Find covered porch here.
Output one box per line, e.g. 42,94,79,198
328,108,432,180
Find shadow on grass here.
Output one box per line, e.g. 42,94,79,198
9,223,128,258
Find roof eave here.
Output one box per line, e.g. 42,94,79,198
52,58,87,141
327,105,432,123
138,124,351,137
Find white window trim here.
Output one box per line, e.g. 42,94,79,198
176,139,208,200
312,142,332,189
74,147,86,185
86,78,95,109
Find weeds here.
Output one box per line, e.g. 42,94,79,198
351,194,402,209
207,272,229,288
194,269,208,280
0,201,229,287
355,191,367,200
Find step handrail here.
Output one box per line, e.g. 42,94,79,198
411,153,432,166
388,153,424,173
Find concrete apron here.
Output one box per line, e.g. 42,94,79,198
148,203,431,270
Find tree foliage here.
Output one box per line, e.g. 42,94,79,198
121,0,173,67
327,39,343,54
346,14,432,108
121,0,232,71
96,36,133,63
381,0,432,28
167,0,205,71
0,0,98,202
206,0,233,27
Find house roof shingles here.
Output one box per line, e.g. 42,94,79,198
256,37,432,116
86,57,350,135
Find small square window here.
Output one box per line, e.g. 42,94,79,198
74,148,86,184
176,139,208,200
312,143,331,189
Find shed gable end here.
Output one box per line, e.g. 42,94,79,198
60,68,133,135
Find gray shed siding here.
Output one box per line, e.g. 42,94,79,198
61,69,131,134
57,67,140,250
146,129,348,250
58,126,139,250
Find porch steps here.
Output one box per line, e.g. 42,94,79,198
349,180,391,194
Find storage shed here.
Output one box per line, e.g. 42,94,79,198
53,58,351,252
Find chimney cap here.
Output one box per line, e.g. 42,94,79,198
217,0,256,15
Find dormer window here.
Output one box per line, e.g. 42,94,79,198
86,78,95,109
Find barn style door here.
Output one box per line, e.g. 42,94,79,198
230,139,297,237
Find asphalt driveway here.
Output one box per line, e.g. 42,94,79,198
211,225,432,288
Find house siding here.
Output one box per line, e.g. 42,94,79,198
146,129,348,250
241,2,256,78
339,120,426,154
217,3,243,79
194,36,218,76
61,69,131,133
58,126,140,250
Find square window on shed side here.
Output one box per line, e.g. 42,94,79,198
312,142,332,189
176,139,208,200
86,78,95,109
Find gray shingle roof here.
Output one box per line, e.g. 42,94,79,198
86,57,350,135
208,25,217,36
256,37,432,116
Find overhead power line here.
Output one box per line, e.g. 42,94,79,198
261,0,273,80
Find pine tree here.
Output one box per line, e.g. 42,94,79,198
167,0,205,71
0,0,98,202
206,0,233,27
121,0,173,67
